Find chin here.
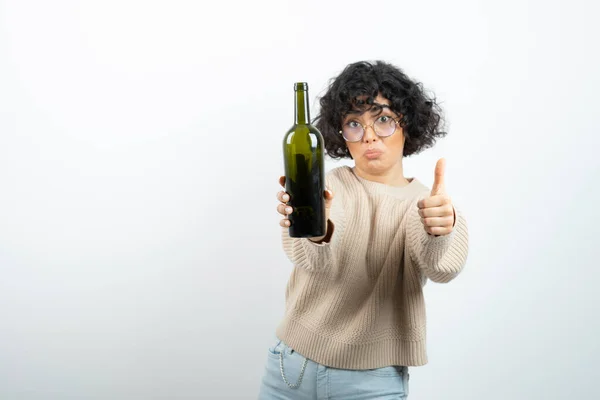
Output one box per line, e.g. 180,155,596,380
360,159,390,173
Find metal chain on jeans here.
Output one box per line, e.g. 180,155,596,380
279,351,308,389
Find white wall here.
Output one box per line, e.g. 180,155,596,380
0,0,598,399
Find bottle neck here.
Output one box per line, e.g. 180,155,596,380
294,89,310,125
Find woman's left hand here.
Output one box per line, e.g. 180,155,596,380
417,158,456,236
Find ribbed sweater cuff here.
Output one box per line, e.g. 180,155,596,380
410,207,469,283
281,221,335,271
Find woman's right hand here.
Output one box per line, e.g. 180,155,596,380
277,176,334,239
277,176,294,228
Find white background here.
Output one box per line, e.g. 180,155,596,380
1,0,598,399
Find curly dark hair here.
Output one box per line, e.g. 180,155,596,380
313,60,447,159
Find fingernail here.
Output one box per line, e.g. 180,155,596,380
285,220,290,226
285,207,292,214
283,194,289,201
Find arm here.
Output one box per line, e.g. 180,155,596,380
281,218,336,271
280,173,343,271
406,202,469,283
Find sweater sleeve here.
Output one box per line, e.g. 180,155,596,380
281,219,335,271
406,201,469,283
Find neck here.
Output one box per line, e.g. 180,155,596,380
353,162,410,187
295,88,310,125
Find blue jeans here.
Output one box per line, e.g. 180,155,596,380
257,337,410,399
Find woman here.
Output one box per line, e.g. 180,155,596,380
258,60,469,399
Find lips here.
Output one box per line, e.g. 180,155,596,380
364,149,383,158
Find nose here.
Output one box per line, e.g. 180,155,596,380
362,124,378,143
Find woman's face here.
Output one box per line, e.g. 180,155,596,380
342,94,405,175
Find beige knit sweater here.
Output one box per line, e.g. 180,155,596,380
276,165,469,369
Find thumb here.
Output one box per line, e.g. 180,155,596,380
324,188,334,209
431,158,446,196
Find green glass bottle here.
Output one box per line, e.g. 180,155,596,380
283,82,326,238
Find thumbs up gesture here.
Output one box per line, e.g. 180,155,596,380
417,158,456,236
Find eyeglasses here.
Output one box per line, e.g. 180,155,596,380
339,115,401,142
